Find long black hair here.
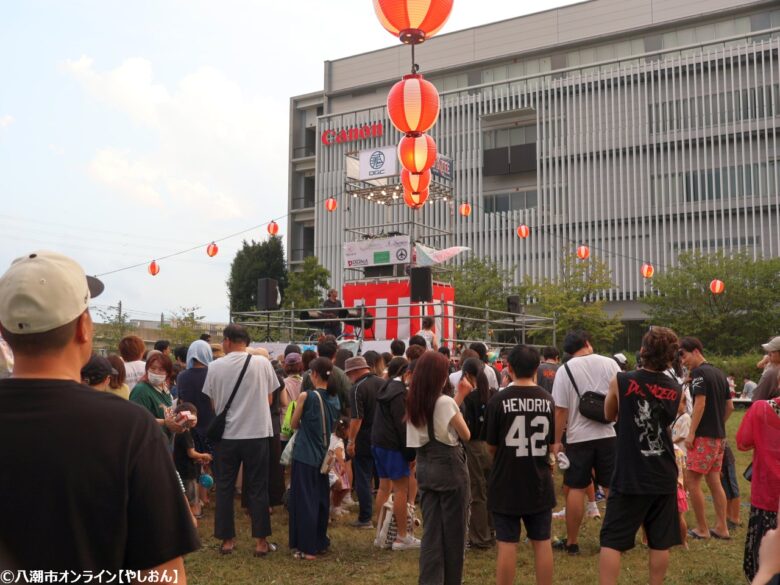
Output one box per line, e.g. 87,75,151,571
461,357,490,405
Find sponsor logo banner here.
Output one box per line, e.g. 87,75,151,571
344,235,410,269
358,146,398,181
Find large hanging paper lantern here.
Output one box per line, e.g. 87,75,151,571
267,221,279,236
710,279,725,295
398,134,437,174
373,0,454,44
576,245,590,260
206,242,219,257
325,197,338,212
401,168,431,194
387,74,440,135
459,203,472,217
403,188,429,209
640,263,654,279
148,260,160,276
516,224,530,239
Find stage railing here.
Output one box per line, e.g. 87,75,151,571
232,300,557,348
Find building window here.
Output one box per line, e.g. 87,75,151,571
483,190,538,213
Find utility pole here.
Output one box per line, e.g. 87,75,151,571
117,301,123,336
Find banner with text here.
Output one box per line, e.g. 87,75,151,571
343,236,411,269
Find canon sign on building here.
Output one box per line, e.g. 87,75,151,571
321,123,384,146
288,0,780,328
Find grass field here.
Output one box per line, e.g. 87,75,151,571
185,411,752,585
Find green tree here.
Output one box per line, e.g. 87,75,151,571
160,306,206,346
451,257,526,341
283,256,331,309
94,303,136,350
525,250,623,350
644,250,780,355
227,236,288,313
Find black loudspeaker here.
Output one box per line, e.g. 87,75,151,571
507,295,521,314
364,265,395,278
257,278,279,310
410,267,433,302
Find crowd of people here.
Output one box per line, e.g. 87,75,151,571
1,251,780,585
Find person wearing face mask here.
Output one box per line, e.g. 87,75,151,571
371,357,420,550
130,352,184,437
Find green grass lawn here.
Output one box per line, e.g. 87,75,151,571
185,411,752,584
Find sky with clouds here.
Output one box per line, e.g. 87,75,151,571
0,0,579,323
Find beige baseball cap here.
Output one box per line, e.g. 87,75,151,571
0,251,104,334
762,336,780,353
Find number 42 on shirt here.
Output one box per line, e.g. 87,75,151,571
505,416,550,457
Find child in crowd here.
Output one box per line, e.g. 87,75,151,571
173,402,212,518
486,345,556,585
672,391,692,549
329,419,351,519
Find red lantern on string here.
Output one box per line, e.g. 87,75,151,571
516,224,530,239
148,260,160,276
267,221,279,236
373,0,454,44
403,188,429,209
576,245,590,260
206,242,219,257
325,197,338,212
710,279,725,295
459,203,472,217
398,134,437,174
387,74,440,135
401,168,431,194
640,263,654,279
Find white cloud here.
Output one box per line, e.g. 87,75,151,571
88,148,164,208
64,57,288,221
0,115,14,129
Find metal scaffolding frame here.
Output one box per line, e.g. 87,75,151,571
232,300,557,349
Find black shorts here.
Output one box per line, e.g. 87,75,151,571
720,443,740,500
492,509,552,543
563,437,616,489
599,491,681,552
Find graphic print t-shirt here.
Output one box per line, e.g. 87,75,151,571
690,363,731,439
535,363,559,393
612,370,681,495
485,385,556,515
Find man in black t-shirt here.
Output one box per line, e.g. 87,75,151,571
679,336,734,540
486,344,555,585
599,327,682,585
345,356,383,528
0,251,199,573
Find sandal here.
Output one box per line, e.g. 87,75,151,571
709,529,731,540
254,542,278,557
292,551,316,560
219,544,236,555
687,529,708,540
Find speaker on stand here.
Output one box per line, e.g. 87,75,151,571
507,295,521,344
257,278,280,341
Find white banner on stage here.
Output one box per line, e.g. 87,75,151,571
343,235,411,269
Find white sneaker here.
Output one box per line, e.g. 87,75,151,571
331,506,348,516
392,534,421,551
552,507,566,520
587,501,601,519
342,495,356,507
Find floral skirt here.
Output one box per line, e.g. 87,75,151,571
744,505,778,582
